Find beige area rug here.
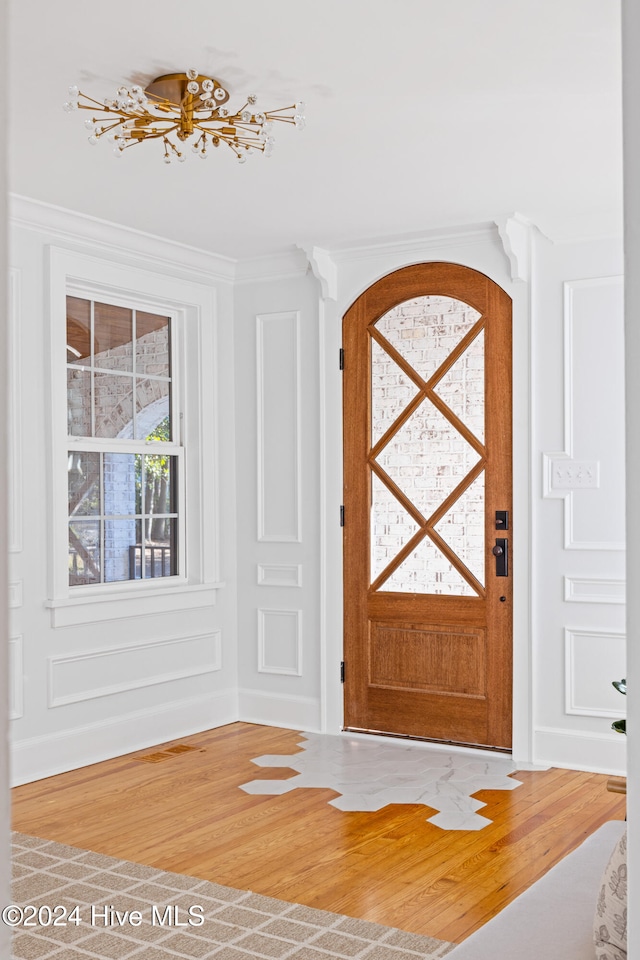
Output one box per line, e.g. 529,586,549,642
10,833,455,960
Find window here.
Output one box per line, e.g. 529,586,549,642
66,295,182,586
47,245,220,626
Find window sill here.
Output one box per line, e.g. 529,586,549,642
45,581,225,628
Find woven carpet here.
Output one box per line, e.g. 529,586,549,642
10,833,455,960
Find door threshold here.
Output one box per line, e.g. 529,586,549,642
342,726,513,757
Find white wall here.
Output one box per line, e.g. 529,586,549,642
234,261,324,730
6,202,628,784
1,0,12,949
9,199,240,784
307,220,626,773
533,233,626,773
622,0,639,950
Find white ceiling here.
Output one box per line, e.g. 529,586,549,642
9,0,622,260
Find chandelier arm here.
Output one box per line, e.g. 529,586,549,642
136,126,181,140
263,105,296,114
77,94,109,110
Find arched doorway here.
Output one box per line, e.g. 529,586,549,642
342,262,513,750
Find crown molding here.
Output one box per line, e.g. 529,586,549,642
234,247,309,283
328,222,500,261
10,193,236,284
299,223,504,302
299,244,338,300
495,212,535,282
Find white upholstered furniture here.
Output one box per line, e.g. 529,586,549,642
447,820,626,960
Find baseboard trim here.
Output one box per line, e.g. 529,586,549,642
11,688,238,786
238,688,321,732
533,726,627,775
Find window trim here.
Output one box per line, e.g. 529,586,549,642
47,246,222,625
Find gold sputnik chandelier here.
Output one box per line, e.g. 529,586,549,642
64,69,305,163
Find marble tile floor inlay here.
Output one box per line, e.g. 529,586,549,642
240,733,523,830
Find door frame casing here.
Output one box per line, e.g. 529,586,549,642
307,221,534,763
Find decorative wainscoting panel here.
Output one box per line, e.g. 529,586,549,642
564,628,626,718
256,312,301,542
9,581,23,608
257,609,302,676
48,632,222,707
543,278,625,551
8,268,23,554
9,636,24,720
564,577,626,605
257,564,302,587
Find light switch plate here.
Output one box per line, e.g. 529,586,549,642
550,459,600,490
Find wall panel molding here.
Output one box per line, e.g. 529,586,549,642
8,581,23,609
257,609,302,676
8,268,23,554
257,564,302,587
564,577,625,604
48,632,222,707
256,312,302,542
564,628,626,719
543,277,625,551
9,636,23,720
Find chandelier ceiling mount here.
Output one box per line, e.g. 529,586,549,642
64,68,305,163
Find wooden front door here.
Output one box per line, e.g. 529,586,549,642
342,263,513,750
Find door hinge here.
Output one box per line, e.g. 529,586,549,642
339,347,344,370
340,661,345,683
340,504,345,526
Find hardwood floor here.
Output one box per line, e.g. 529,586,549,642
11,722,626,944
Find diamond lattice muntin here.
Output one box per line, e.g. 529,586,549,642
370,295,485,596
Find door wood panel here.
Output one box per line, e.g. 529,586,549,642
342,262,512,750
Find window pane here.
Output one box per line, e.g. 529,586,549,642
104,518,138,582
144,517,177,577
143,454,176,517
383,534,477,596
135,378,170,440
94,302,133,371
129,519,144,579
67,297,91,364
67,368,92,436
94,372,134,438
69,521,101,586
103,453,137,517
374,296,481,383
136,312,170,377
374,397,481,522
68,451,100,517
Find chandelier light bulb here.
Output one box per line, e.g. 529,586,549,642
65,69,305,163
